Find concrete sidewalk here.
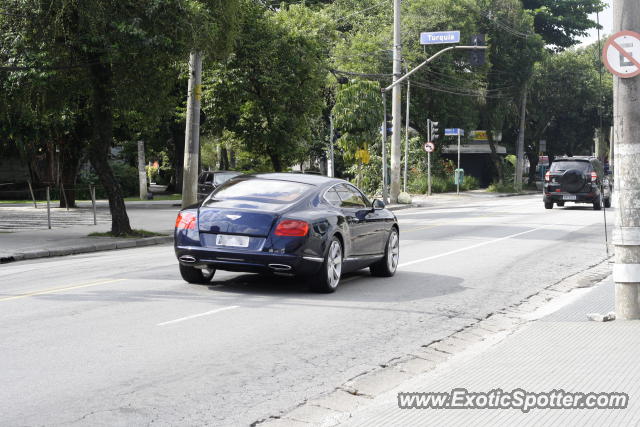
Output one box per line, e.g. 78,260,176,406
340,275,639,426
0,202,180,263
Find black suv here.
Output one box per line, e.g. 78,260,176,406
197,171,242,201
543,157,612,210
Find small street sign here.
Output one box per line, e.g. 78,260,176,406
603,31,640,78
445,128,464,136
420,31,460,45
424,142,435,153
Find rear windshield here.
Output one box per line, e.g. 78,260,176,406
213,172,240,185
209,178,313,203
550,161,592,173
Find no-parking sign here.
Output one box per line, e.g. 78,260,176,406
603,31,640,78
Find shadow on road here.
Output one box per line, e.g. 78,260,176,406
205,269,466,303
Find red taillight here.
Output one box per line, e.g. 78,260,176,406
544,171,551,182
175,211,196,230
591,171,598,182
274,219,309,237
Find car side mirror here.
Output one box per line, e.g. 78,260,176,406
372,199,385,210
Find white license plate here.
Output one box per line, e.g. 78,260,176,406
563,195,577,201
216,234,250,248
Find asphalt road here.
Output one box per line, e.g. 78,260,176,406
0,195,611,426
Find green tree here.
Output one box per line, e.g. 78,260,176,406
1,0,239,235
527,46,609,178
522,0,606,50
202,1,328,171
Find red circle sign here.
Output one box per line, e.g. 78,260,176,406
424,142,435,153
603,31,640,78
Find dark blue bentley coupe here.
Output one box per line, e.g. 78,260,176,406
174,173,399,292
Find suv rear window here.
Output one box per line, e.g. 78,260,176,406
550,161,592,173
209,178,312,203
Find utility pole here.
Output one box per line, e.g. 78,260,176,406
403,78,410,193
515,86,528,191
390,0,402,203
612,0,640,319
182,51,203,208
457,129,461,195
328,115,335,178
137,141,148,200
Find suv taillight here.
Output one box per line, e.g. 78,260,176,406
544,171,551,182
274,219,309,237
591,171,598,182
175,211,196,230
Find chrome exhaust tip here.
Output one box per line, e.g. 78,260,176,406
179,255,197,263
268,264,292,271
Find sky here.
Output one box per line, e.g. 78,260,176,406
578,0,613,46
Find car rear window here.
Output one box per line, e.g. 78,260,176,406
213,172,240,185
550,161,592,173
209,179,313,203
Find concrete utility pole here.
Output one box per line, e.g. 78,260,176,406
182,51,203,208
403,78,410,193
390,0,402,203
328,115,335,178
514,86,527,191
612,0,640,319
137,141,148,200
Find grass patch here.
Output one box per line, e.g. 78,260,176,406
0,200,49,204
88,229,167,238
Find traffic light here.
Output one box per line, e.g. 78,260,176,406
430,120,439,141
470,34,486,67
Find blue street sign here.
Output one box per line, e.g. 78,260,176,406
445,128,464,136
420,31,461,45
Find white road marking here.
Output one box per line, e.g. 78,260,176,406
157,305,239,326
398,227,545,268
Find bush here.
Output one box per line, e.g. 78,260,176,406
78,161,139,199
408,174,456,194
487,181,518,193
461,175,480,191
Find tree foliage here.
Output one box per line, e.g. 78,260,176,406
202,1,329,171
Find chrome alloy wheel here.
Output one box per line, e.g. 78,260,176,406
387,230,399,273
327,240,343,288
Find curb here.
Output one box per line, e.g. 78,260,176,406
497,191,540,197
253,258,613,426
0,235,173,265
386,204,418,212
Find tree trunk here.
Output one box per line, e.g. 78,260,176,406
526,150,539,185
88,60,132,236
269,152,282,172
58,137,84,208
487,130,504,184
219,146,229,170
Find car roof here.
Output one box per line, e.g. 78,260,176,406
251,173,344,186
554,156,593,161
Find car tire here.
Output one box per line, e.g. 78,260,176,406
593,196,602,211
179,264,215,284
370,227,399,277
544,202,554,210
604,197,612,208
310,237,343,293
557,202,565,207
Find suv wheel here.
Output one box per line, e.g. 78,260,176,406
604,197,612,208
593,195,602,211
544,201,553,210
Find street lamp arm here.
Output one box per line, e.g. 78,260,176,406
383,46,488,92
